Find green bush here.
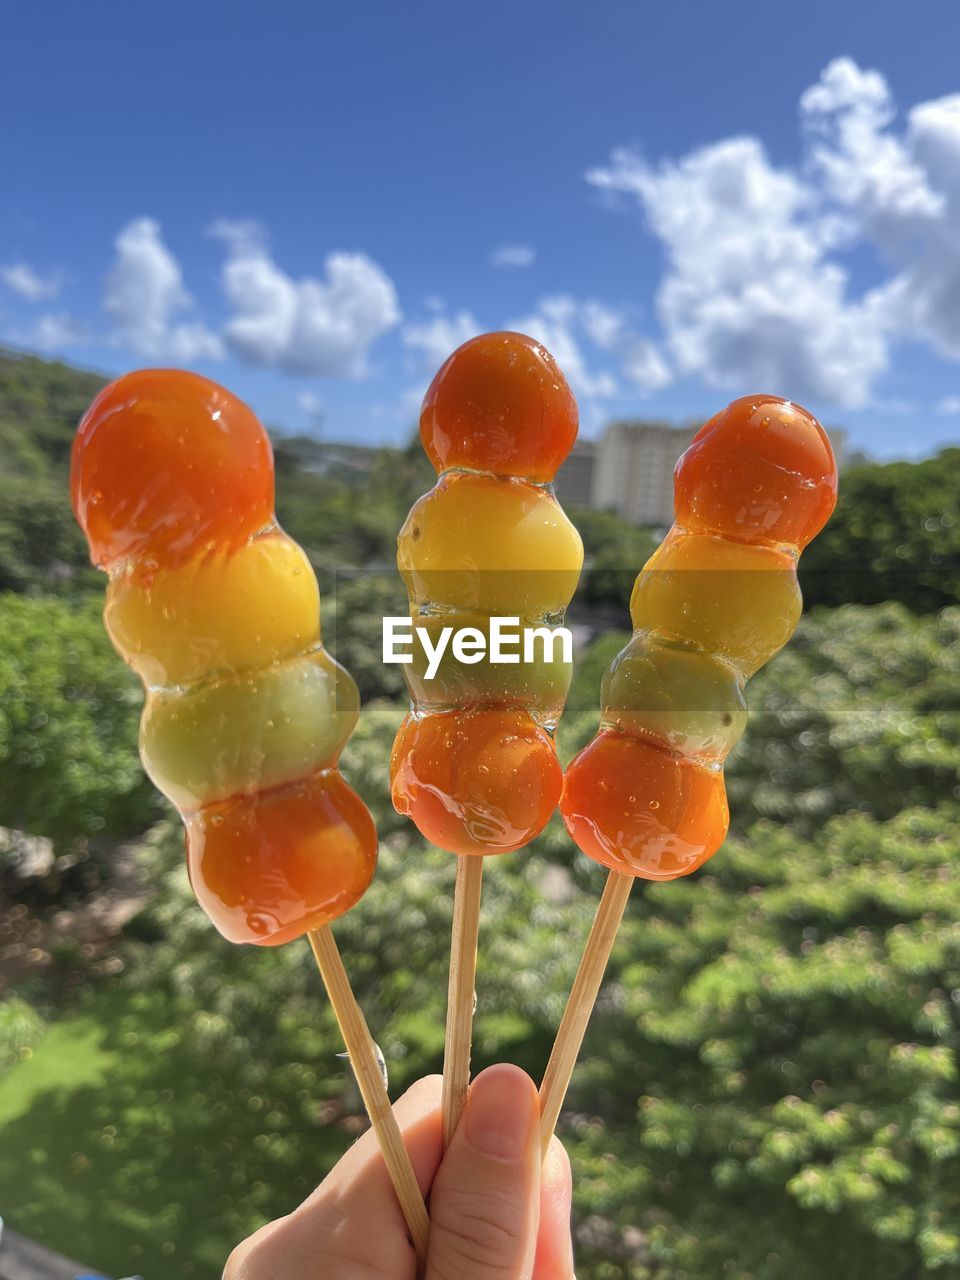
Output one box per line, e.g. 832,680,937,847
0,593,156,847
571,805,960,1278
801,447,960,614
0,997,46,1070
727,604,960,832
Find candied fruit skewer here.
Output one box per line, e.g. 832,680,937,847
71,370,429,1266
539,394,839,1154
392,333,583,1145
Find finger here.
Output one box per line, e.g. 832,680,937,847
222,1218,285,1275
304,1071,444,1202
426,1064,542,1280
533,1139,575,1280
225,1074,443,1279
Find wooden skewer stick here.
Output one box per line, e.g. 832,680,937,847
308,925,430,1272
441,854,484,1148
538,869,633,1156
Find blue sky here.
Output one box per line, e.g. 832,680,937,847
3,0,960,458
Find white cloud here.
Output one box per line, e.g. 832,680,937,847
801,58,943,228
891,99,960,357
297,389,322,414
622,338,671,392
208,217,267,252
1,263,59,302
587,57,960,408
297,389,325,428
491,244,536,268
212,220,400,377
510,295,620,399
104,218,223,361
579,300,626,350
588,137,889,407
938,395,960,415
800,60,960,360
578,299,671,392
402,308,481,369
29,312,87,351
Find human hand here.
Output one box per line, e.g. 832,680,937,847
224,1063,575,1279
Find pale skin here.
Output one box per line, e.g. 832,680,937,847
224,1064,576,1280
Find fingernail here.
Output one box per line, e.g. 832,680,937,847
465,1065,536,1159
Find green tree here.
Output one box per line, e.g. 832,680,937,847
0,593,155,848
0,996,45,1069
801,448,960,614
571,507,658,610
2,605,958,1279
274,434,434,574
727,604,960,833
325,574,410,701
0,347,104,482
0,476,91,592
0,349,105,594
571,805,960,1278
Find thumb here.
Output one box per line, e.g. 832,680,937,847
427,1064,541,1280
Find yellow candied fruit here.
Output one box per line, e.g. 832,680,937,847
397,473,583,618
106,531,320,687
630,529,802,676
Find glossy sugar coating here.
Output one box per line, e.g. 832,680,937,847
71,369,274,570
420,329,578,481
391,332,584,855
561,394,837,880
72,369,376,944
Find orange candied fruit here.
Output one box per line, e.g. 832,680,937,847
184,769,377,946
420,331,578,482
390,707,563,856
560,731,728,880
675,395,838,551
71,368,274,570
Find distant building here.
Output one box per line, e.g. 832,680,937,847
552,440,597,508
593,421,696,526
556,418,846,526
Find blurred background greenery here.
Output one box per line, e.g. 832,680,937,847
0,347,958,1279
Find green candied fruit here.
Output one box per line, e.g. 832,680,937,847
601,634,747,762
140,647,360,811
404,610,572,729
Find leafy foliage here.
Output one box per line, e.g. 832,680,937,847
801,448,960,615
325,573,410,701
571,507,658,610
0,476,92,592
0,347,104,481
0,349,105,592
274,434,434,574
727,604,960,833
0,593,155,847
0,996,45,1070
572,805,960,1278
